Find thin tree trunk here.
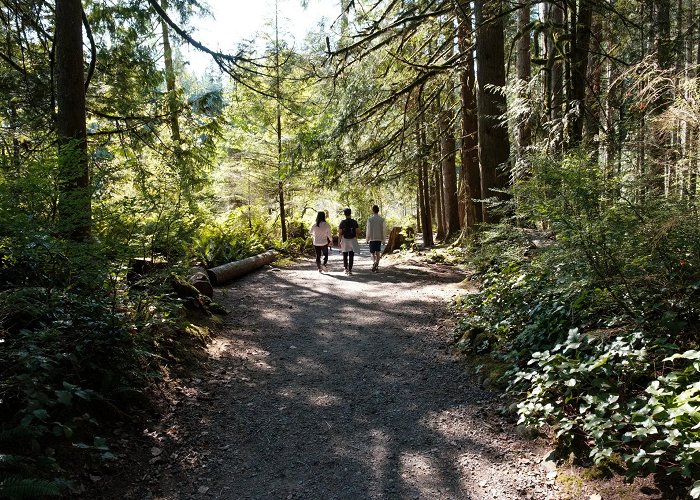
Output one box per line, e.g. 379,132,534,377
434,166,446,241
439,110,460,236
160,0,180,144
274,4,287,241
55,0,90,240
416,179,422,233
545,1,565,153
415,94,433,247
516,0,531,166
584,13,603,153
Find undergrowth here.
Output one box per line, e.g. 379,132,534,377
449,152,700,497
0,217,232,496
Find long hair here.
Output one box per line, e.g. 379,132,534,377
316,211,326,227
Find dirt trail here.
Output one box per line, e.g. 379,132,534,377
109,249,567,499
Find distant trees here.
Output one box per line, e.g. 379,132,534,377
326,0,700,243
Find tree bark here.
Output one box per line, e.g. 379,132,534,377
207,250,278,286
434,166,446,241
160,0,180,144
415,94,433,247
475,0,510,223
439,110,460,236
516,0,531,165
546,2,564,131
274,4,287,241
648,0,672,195
55,0,90,240
567,0,592,147
584,12,603,152
457,1,481,229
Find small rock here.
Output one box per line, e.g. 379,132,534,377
198,486,210,494
151,447,163,456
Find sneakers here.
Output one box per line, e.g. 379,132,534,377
372,263,378,272
345,268,352,275
322,265,328,272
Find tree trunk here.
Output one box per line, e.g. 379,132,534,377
274,4,287,241
457,1,481,229
648,0,672,196
439,110,460,236
415,95,433,247
546,1,564,143
584,13,603,152
207,250,278,286
475,0,510,223
516,0,531,165
55,0,90,240
567,0,592,147
434,166,446,241
416,182,422,232
160,0,180,144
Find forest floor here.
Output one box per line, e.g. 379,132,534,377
91,246,663,499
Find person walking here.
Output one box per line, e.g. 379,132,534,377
366,204,386,272
338,207,360,275
310,211,332,273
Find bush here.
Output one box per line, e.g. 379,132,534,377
190,207,273,267
450,151,700,496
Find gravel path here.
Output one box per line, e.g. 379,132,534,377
113,249,566,499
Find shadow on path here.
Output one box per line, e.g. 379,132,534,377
121,253,557,499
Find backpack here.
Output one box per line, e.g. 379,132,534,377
342,219,357,239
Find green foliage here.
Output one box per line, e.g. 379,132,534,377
0,476,67,498
190,207,272,267
451,151,700,495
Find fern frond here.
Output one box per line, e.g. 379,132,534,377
0,476,63,497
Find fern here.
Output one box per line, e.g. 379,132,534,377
0,455,21,466
0,476,64,498
0,426,38,443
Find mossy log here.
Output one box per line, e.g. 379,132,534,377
206,250,278,286
187,266,213,298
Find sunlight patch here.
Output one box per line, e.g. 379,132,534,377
399,451,444,495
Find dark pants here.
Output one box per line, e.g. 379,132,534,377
342,251,354,270
314,245,329,268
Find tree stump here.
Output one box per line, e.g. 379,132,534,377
382,227,405,255
127,257,168,283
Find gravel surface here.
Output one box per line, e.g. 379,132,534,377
100,249,645,499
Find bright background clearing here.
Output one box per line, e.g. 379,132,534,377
183,0,341,75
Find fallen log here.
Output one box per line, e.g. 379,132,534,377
206,250,278,286
187,266,213,298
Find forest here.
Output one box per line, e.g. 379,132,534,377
1,0,699,497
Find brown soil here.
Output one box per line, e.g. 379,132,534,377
92,249,662,499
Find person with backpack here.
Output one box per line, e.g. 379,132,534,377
366,204,386,272
338,207,360,275
310,211,332,273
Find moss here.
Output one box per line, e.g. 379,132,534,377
581,454,626,480
556,470,585,497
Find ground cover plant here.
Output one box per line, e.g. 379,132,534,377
451,152,700,497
